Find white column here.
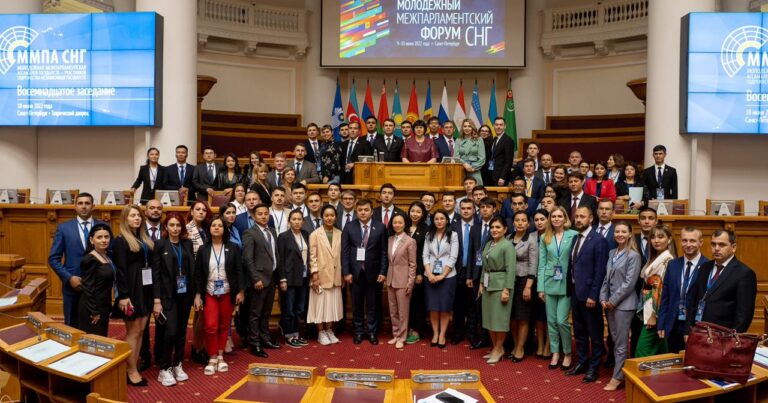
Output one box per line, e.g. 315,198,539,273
135,0,197,167
303,0,337,124
645,0,715,213
0,0,42,199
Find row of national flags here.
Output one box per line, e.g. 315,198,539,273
330,79,517,153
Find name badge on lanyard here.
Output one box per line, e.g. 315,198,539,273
552,235,564,281
212,244,225,295
140,242,152,286
171,243,186,293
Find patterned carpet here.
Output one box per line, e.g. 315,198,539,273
106,322,627,403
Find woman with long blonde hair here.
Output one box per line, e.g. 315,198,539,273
455,118,486,185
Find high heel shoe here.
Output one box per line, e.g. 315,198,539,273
548,355,560,370
430,341,438,347
127,375,148,386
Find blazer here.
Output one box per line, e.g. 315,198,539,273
584,178,617,202
373,206,406,227
488,134,515,185
467,220,492,282
432,135,453,160
522,175,546,201
408,223,428,277
658,255,708,335
480,238,516,292
242,225,282,288
372,135,405,162
194,242,245,304
558,193,598,224
192,162,222,201
616,180,650,209
290,160,321,184
309,227,343,288
111,235,153,304
341,219,388,282
422,230,460,278
340,138,373,184
249,181,272,207
265,169,285,190
569,229,609,302
302,214,324,234
162,163,196,201
386,234,417,290
79,253,115,320
686,258,757,333
451,220,474,280
643,165,678,200
512,232,538,278
151,239,196,309
537,230,578,296
132,164,164,204
303,139,320,164
599,248,641,311
336,207,357,230
593,222,618,251
215,171,244,191
277,230,310,287
48,218,107,292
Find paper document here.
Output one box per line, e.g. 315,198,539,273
16,339,70,363
418,388,478,403
47,351,110,377
628,187,643,206
0,296,17,307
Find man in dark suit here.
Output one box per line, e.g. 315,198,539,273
643,144,678,200
430,119,455,160
140,199,164,369
243,204,285,358
629,206,658,357
451,198,477,344
48,193,106,327
363,116,379,145
161,144,196,204
465,197,496,349
341,199,388,345
302,192,324,233
290,144,320,185
658,227,708,353
372,183,405,228
303,123,321,164
516,142,541,173
500,193,535,233
266,153,288,189
372,119,404,162
520,158,546,201
594,200,618,251
191,145,221,201
336,189,358,231
539,153,554,184
686,229,757,333
489,117,515,186
566,206,608,383
558,172,598,224
340,121,373,184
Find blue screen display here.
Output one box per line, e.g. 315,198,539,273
683,13,768,134
0,12,162,126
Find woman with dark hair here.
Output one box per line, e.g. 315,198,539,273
308,205,344,345
636,225,676,358
278,209,311,348
479,216,516,364
219,202,242,248
131,147,163,205
550,165,569,201
405,201,429,344
230,183,248,215
243,151,264,186
616,162,650,211
319,125,342,184
478,124,494,186
186,201,213,257
607,153,625,184
422,209,459,348
531,209,551,359
585,161,617,202
152,213,195,387
401,120,438,163
194,217,245,375
216,153,243,195
249,163,272,207
508,211,537,362
77,223,114,337
386,213,417,349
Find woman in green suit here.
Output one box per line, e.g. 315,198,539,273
537,206,578,371
455,119,486,185
479,217,516,364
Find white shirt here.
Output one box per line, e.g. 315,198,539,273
709,255,735,282
257,225,277,271
308,214,323,229
76,217,94,248
461,219,474,240
145,222,161,241
293,231,307,268
341,210,354,231
391,234,402,257
233,200,247,216
176,163,188,182
381,206,392,223
149,166,158,189
293,204,309,217
206,246,230,295
571,191,585,205
269,207,288,233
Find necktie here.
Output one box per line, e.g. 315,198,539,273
347,141,355,162
711,264,724,284
682,261,693,301
526,178,532,197
179,165,185,182
311,141,318,156
599,226,605,237
642,236,649,259
150,226,158,241
481,224,489,245
657,167,663,187
544,171,550,184
383,209,390,227
207,164,214,181
276,172,282,187
345,213,352,227
462,223,470,267
264,228,274,269
572,234,584,261
386,137,391,150
314,218,320,229
296,162,302,175
80,222,89,249
448,139,454,156
571,196,579,219
362,224,370,248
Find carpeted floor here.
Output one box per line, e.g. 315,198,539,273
108,322,627,403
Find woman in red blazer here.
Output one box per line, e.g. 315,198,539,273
585,161,617,202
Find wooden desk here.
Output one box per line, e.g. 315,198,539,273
353,162,464,188
623,353,768,402
0,277,48,329
215,363,320,403
0,254,26,288
405,370,495,403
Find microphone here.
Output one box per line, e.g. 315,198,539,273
0,311,39,340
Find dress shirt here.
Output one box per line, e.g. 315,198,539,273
77,217,94,248
257,224,277,271
709,255,735,282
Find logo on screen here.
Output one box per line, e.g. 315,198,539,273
721,25,768,78
0,26,39,75
339,0,390,58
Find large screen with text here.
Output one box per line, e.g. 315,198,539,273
0,12,163,126
320,0,525,68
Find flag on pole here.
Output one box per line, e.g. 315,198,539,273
377,81,389,132
503,83,518,155
392,82,404,137
468,81,482,128
486,80,498,136
438,82,450,125
423,81,433,120
406,81,419,123
362,80,375,120
331,78,345,142
453,81,466,123
346,80,359,124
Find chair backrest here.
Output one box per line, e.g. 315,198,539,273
672,200,688,215
86,393,125,403
649,199,688,215
16,188,31,204
154,190,182,207
46,189,79,205
208,191,231,208
705,199,744,216
101,190,133,206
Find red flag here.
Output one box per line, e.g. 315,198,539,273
406,81,419,123
362,81,375,120
377,82,389,125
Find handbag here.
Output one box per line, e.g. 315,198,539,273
683,321,762,384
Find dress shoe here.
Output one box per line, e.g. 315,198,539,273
437,343,446,349
583,371,598,383
127,375,148,387
263,340,281,349
450,335,464,345
565,363,587,376
249,346,268,358
430,342,438,347
548,362,560,370
353,334,364,345
510,354,524,363
368,335,379,345
469,339,491,350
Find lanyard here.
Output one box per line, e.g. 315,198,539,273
212,244,224,276
553,232,564,258
435,232,445,254
170,242,183,276
140,241,149,267
612,249,627,264
272,209,284,231
149,166,157,183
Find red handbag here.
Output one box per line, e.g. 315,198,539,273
684,321,762,384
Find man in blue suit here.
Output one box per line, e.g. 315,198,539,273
566,206,608,383
500,193,537,234
450,198,478,344
466,197,496,349
594,200,618,251
520,159,546,201
48,193,106,326
658,226,707,353
428,117,454,160
160,144,196,204
342,199,388,345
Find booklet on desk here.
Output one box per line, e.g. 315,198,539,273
705,374,756,389
47,351,110,377
417,388,478,403
15,339,70,363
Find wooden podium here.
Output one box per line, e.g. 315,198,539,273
215,363,320,402
0,277,48,329
354,162,464,188
405,370,495,402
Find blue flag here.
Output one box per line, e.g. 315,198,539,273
331,79,344,142
423,81,433,120
486,80,498,136
392,83,404,137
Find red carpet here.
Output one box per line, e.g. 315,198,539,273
105,322,627,403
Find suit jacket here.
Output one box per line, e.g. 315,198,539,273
635,233,651,266
151,239,196,309
568,229,609,302
386,234,417,289
658,255,708,335
599,248,641,311
452,220,475,280
480,238,516,292
192,162,222,201
537,230,578,296
309,227,343,288
132,164,164,204
373,205,406,227
341,219,388,282
302,214,324,234
276,230,310,287
422,230,460,277
340,139,373,184
242,225,282,288
558,193,598,225
303,139,320,164
432,135,453,160
643,165,678,200
266,169,285,190
336,207,357,230
686,258,756,333
48,218,107,293
593,222,618,251
161,163,196,201
372,135,405,162
584,178,617,202
512,232,538,278
194,242,245,304
488,134,515,185
290,160,321,184
522,175,546,201
215,171,244,191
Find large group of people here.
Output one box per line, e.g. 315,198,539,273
46,129,757,392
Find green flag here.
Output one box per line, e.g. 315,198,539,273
503,88,518,155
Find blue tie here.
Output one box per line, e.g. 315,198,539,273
80,222,89,249
462,223,470,267
179,165,185,183
481,224,489,246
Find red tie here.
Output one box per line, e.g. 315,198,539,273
383,209,390,227
448,139,454,156
711,264,724,283
571,196,579,219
